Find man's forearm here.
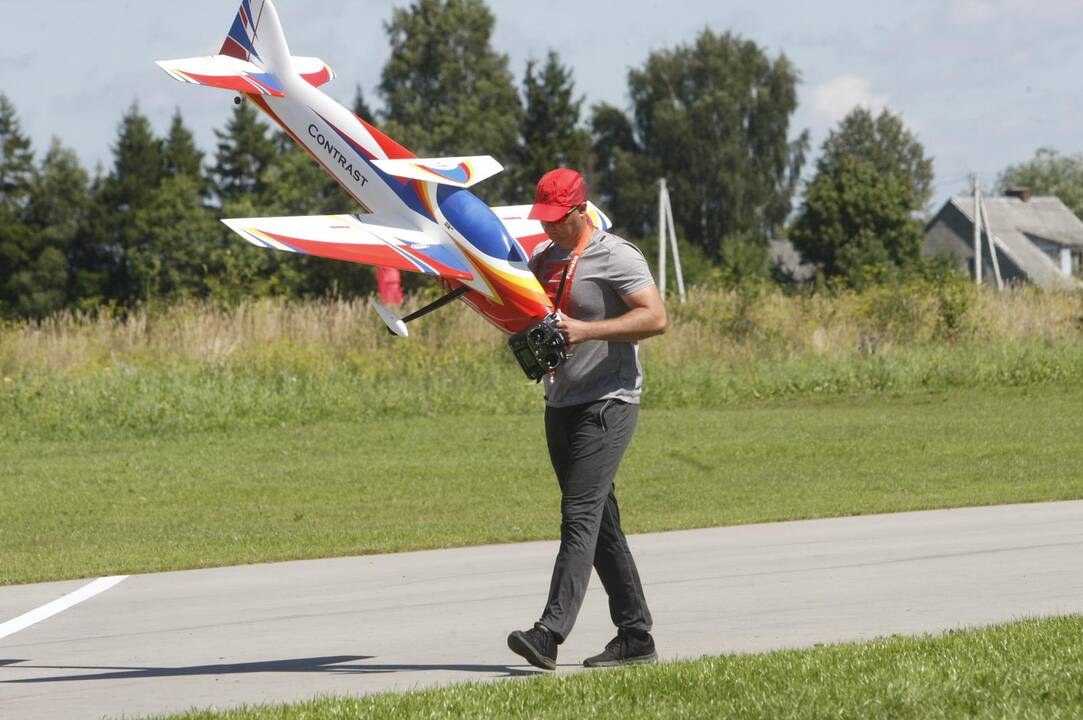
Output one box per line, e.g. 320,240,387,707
573,307,667,343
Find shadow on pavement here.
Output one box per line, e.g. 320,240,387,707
1,655,542,682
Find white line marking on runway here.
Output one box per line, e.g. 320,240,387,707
0,576,128,641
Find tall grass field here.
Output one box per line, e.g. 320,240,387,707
2,281,1081,441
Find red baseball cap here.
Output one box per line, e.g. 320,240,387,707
528,168,587,222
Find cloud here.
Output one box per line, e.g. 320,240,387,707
812,75,888,125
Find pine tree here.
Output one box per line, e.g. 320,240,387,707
85,103,167,304
379,0,521,202
213,101,277,206
11,140,89,317
107,103,164,211
69,170,111,309
352,85,375,124
517,52,590,198
0,95,35,315
129,173,220,302
162,109,208,195
0,94,34,215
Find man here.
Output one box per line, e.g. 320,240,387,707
507,168,667,670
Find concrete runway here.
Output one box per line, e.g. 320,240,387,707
2,500,1082,719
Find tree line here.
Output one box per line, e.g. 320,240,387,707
2,0,1069,320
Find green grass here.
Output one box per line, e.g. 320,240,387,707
153,615,1083,719
4,385,1082,586
4,342,1083,442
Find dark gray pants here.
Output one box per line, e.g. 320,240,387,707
539,399,653,642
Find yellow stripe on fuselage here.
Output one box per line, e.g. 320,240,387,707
452,237,549,307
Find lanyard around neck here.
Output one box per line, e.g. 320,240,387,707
552,232,593,313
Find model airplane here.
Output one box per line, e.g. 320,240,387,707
156,0,610,375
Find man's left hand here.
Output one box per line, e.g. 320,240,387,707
553,286,667,345
554,314,594,345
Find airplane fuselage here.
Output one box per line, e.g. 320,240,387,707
245,69,552,334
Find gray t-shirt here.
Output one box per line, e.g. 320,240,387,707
530,230,655,407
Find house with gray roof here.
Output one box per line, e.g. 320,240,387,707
923,191,1083,290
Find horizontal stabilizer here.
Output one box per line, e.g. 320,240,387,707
490,202,613,256
292,56,335,87
490,201,612,231
157,55,334,93
221,213,474,280
372,156,503,188
156,55,286,96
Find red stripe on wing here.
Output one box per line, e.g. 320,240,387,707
179,71,284,96
397,245,473,280
261,231,471,280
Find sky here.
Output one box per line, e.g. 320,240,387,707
4,0,1083,208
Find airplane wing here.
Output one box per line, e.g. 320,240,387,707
156,55,335,95
221,213,474,280
372,156,503,188
489,202,613,257
157,55,286,96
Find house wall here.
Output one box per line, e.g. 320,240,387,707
991,246,1029,285
924,210,973,271
923,203,1027,285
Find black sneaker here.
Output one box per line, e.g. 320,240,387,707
507,623,557,670
583,628,657,667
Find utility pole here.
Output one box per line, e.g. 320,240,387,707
657,178,686,303
971,174,1003,291
972,174,983,286
977,187,1004,292
658,179,667,296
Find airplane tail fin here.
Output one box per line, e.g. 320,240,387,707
156,1,334,95
219,0,292,72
